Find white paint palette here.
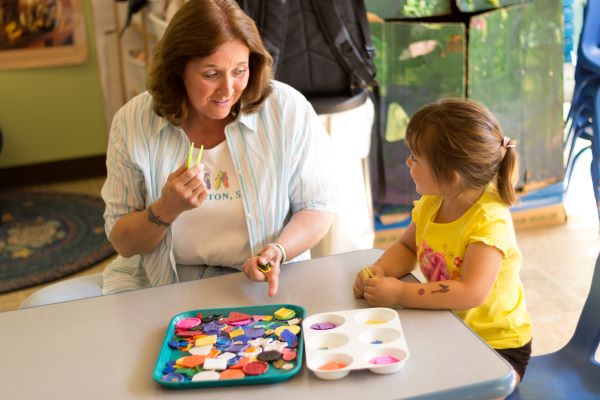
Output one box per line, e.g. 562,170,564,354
302,307,410,380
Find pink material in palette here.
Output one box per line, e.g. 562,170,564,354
369,355,401,365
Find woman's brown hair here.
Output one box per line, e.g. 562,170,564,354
405,97,519,206
147,0,273,125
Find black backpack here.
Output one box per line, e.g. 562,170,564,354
236,0,377,114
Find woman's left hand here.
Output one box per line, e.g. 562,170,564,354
242,243,283,297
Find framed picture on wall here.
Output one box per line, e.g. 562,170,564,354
0,0,87,71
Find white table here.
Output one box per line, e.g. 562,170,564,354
0,249,515,399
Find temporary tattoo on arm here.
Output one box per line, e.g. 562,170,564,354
431,284,449,294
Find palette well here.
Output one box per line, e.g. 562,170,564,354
302,307,409,380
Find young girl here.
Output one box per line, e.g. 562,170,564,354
354,97,532,384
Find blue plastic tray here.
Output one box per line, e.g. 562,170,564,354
153,304,305,388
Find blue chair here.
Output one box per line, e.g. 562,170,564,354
563,0,600,222
579,0,600,76
592,88,600,223
564,0,600,131
507,252,600,399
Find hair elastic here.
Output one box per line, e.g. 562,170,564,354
502,137,516,149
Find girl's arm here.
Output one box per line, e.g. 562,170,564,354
354,223,418,298
372,222,418,277
364,241,502,310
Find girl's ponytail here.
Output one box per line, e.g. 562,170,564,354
496,137,519,206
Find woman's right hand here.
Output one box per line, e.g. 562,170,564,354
153,163,208,222
108,162,208,257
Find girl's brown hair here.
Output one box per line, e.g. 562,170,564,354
405,97,519,205
147,0,273,125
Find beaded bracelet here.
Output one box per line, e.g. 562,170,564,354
270,242,287,264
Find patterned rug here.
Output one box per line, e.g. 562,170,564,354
0,191,115,294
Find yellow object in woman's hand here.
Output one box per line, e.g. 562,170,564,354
258,262,271,273
187,143,204,169
187,142,195,169
196,145,204,165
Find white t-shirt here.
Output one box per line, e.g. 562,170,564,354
171,142,251,267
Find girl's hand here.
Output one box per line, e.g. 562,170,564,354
353,265,384,298
363,277,404,307
242,243,283,297
155,163,207,221
353,268,368,298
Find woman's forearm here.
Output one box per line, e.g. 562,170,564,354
274,209,334,260
108,163,208,258
108,201,174,257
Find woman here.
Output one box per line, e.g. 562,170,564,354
20,0,335,307
102,0,335,298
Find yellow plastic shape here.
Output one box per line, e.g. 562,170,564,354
195,334,217,347
275,325,301,338
274,307,296,320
